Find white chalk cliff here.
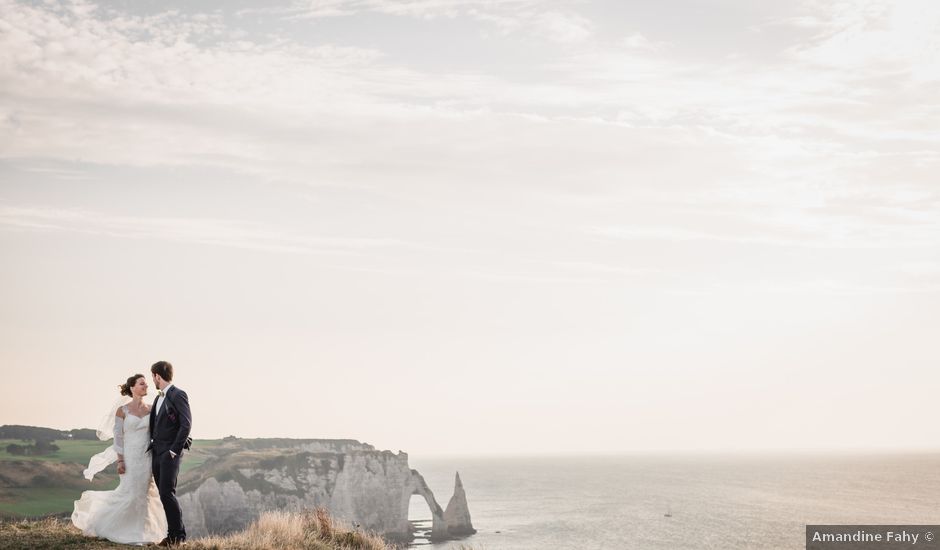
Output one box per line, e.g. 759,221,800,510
177,439,473,542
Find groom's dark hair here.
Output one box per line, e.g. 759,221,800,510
151,360,174,382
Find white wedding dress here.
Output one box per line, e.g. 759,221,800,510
72,404,167,545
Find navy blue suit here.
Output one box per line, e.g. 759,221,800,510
148,385,192,542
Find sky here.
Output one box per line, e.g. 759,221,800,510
0,0,938,457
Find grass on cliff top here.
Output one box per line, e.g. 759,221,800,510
0,440,112,463
0,439,223,464
0,439,221,518
0,508,400,550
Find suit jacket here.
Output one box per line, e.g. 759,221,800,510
149,385,192,456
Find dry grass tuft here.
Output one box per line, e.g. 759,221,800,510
0,508,398,550
0,516,125,549
315,507,334,540
190,507,388,550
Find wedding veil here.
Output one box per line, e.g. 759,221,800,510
83,394,132,480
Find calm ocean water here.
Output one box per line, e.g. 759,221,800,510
406,454,940,550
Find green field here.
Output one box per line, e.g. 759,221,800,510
0,440,111,464
1,439,221,465
0,487,99,518
180,439,223,474
0,438,224,518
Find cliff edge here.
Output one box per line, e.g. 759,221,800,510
176,438,472,543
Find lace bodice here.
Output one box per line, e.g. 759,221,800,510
121,408,151,444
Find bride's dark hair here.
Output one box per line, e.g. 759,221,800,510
119,374,145,396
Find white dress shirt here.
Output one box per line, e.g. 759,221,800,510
155,383,174,416
155,383,177,457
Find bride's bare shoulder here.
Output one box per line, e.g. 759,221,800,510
115,406,125,419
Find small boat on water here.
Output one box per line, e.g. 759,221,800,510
664,505,672,518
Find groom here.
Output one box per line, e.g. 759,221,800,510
149,360,192,547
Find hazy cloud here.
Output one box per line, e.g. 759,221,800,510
1,0,939,454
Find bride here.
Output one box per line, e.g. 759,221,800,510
71,374,167,545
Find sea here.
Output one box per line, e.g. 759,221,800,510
405,453,940,549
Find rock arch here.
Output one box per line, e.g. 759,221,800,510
409,469,449,540
407,469,477,541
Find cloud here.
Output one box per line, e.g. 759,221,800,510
786,0,940,78
0,204,426,256
1,0,937,265
549,261,660,276
590,205,940,250
672,279,940,297
528,10,591,43
2,0,940,457
259,0,540,20
620,33,667,52
245,0,593,43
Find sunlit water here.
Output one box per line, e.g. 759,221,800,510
406,453,940,549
